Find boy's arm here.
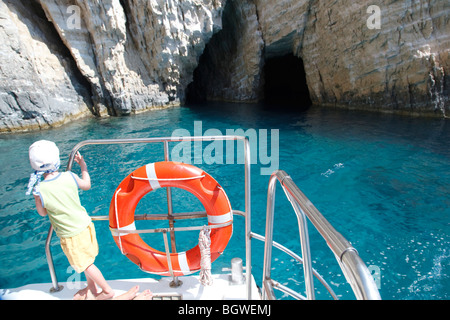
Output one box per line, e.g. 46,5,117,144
34,195,48,217
73,152,91,191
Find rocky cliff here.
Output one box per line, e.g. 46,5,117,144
193,0,449,115
0,0,92,132
1,0,448,132
299,0,449,115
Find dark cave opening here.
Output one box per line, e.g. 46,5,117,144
185,0,311,111
262,53,312,110
186,52,312,111
185,1,312,112
185,52,209,104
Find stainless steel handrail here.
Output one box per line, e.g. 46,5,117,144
262,171,315,299
44,136,253,298
43,136,380,300
261,170,381,300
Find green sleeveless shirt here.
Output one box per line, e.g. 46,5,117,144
38,172,91,238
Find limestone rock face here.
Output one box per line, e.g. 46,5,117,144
40,0,226,116
0,0,92,132
187,0,449,115
186,0,264,103
0,0,226,131
1,0,449,132
297,0,449,115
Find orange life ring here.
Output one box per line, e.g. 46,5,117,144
109,161,233,276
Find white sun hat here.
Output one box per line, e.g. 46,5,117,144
26,140,61,195
29,140,60,172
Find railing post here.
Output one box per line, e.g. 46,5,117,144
275,171,381,300
262,174,277,300
263,172,315,300
244,137,252,300
45,225,63,293
162,230,182,288
164,141,177,253
290,200,315,299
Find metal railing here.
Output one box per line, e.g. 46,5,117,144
44,136,380,300
259,170,381,300
44,136,253,298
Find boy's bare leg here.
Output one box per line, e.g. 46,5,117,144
85,272,98,296
84,264,114,300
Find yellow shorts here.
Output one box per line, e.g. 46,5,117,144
60,222,99,273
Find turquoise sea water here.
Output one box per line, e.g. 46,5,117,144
0,103,449,300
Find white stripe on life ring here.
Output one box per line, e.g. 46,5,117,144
110,222,136,237
208,211,232,224
145,163,160,190
177,252,190,275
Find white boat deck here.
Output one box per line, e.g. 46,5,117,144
1,273,261,300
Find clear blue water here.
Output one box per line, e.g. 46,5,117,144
1,103,449,300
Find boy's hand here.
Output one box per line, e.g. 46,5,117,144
74,151,86,166
73,151,91,190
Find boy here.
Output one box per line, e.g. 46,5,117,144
26,140,114,300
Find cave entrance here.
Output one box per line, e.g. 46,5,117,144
263,53,312,110
185,52,209,104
